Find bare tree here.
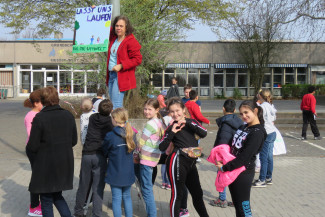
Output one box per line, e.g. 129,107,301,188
284,0,325,41
217,0,295,94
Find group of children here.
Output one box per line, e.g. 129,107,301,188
23,82,285,217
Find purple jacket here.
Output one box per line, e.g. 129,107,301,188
207,144,246,192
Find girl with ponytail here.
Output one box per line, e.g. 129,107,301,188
216,100,267,217
102,108,136,217
23,89,43,217
253,89,277,187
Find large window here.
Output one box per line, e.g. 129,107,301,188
226,69,235,87
273,68,282,87
297,68,306,84
176,68,186,88
200,69,209,87
285,67,294,84
33,72,44,90
86,71,99,93
188,69,198,87
152,73,162,87
214,69,223,87
200,69,209,96
20,71,31,93
46,71,57,89
59,71,71,93
19,64,99,95
73,72,85,93
164,68,174,87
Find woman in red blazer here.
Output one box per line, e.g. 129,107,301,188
106,15,142,109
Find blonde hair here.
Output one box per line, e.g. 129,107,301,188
81,98,93,113
259,89,273,104
111,108,135,153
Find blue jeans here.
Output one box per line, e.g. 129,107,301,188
40,191,71,217
161,164,170,185
259,131,276,181
216,171,227,201
108,71,125,110
135,164,157,217
110,185,132,217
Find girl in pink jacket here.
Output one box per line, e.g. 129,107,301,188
24,89,43,217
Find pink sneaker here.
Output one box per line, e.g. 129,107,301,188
28,204,42,217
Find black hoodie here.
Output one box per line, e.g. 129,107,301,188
83,113,113,155
214,114,243,147
222,124,267,171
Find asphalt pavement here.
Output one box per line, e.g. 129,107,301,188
0,99,325,217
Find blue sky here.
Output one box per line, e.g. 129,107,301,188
0,22,217,41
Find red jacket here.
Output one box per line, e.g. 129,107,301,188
185,100,209,124
301,93,316,114
157,94,166,108
106,30,142,91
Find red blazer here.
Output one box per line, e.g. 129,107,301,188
106,30,142,92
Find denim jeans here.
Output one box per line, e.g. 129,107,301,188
217,170,227,201
108,71,125,110
161,164,170,185
135,164,157,217
110,185,133,217
259,131,276,181
40,191,71,217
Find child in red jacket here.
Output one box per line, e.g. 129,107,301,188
300,86,321,140
185,90,210,125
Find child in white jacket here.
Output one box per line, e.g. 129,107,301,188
253,89,277,187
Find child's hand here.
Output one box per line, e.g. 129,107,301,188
171,122,184,133
216,161,223,171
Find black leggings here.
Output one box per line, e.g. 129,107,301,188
166,151,209,217
228,169,255,217
26,147,40,208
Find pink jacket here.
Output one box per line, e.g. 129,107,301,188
207,144,246,192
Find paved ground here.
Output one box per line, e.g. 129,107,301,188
0,99,325,216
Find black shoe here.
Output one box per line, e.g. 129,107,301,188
301,137,307,140
314,136,322,140
266,178,273,185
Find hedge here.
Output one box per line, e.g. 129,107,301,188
282,84,325,99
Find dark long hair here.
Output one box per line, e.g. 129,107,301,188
112,15,134,36
239,100,264,126
24,89,41,108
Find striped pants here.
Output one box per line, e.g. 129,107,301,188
166,151,209,217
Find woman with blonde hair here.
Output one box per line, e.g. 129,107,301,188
253,89,277,187
102,108,136,217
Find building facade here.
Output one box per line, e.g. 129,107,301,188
1,40,325,98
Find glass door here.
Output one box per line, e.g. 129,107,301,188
46,71,58,89
32,71,44,91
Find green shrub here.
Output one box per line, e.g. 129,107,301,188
232,88,242,99
282,84,325,99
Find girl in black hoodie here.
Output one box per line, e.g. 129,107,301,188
216,100,267,217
